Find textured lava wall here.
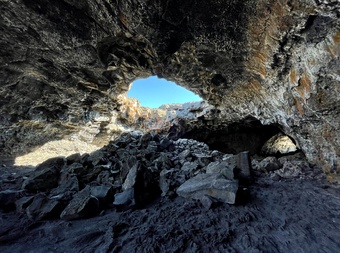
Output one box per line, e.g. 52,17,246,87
0,0,339,179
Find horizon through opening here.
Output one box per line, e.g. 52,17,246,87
127,76,202,108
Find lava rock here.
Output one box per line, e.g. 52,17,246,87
275,161,307,179
112,188,135,209
26,193,63,221
176,173,239,204
50,175,79,201
22,158,66,193
159,168,175,196
90,185,115,205
181,161,198,172
257,157,282,172
206,160,235,180
16,195,34,213
122,162,139,191
0,189,24,211
60,186,100,221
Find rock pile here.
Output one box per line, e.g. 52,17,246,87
0,132,255,221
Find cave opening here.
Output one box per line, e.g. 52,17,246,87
171,116,285,156
127,76,202,108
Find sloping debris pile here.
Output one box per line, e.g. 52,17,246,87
0,132,253,221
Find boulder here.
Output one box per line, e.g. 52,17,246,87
16,195,34,213
257,157,282,172
26,193,63,221
206,160,235,180
66,153,82,165
0,189,24,211
90,185,115,205
49,175,79,201
261,134,298,155
112,188,135,210
22,157,66,192
60,186,100,220
176,173,238,204
275,161,307,179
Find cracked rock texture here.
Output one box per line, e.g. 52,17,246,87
0,0,339,179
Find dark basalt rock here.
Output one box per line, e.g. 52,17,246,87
9,133,257,221
21,157,66,193
0,131,340,252
0,0,339,180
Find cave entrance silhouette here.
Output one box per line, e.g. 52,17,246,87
127,76,202,108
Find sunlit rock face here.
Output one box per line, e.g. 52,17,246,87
0,0,339,179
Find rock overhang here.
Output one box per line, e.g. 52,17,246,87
0,0,339,179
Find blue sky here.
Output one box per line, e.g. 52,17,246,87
127,76,202,108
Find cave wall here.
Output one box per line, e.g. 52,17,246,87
0,0,339,179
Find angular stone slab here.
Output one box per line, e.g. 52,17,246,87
176,173,238,204
26,193,63,221
22,157,66,192
206,160,235,180
60,186,99,221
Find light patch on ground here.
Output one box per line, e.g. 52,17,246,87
15,139,100,166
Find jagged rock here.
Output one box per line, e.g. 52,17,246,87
112,188,135,209
178,150,191,161
90,185,114,200
159,169,175,197
278,152,307,165
26,193,63,221
206,160,235,180
145,140,158,155
90,185,115,208
66,162,85,175
60,186,100,221
50,175,79,201
96,170,113,185
35,157,66,171
257,157,282,172
15,195,34,213
122,162,139,191
139,133,153,148
181,161,198,172
275,161,308,179
0,189,24,211
22,157,66,192
160,138,171,150
151,153,173,171
87,150,106,166
176,173,239,204
261,134,298,155
66,153,82,165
